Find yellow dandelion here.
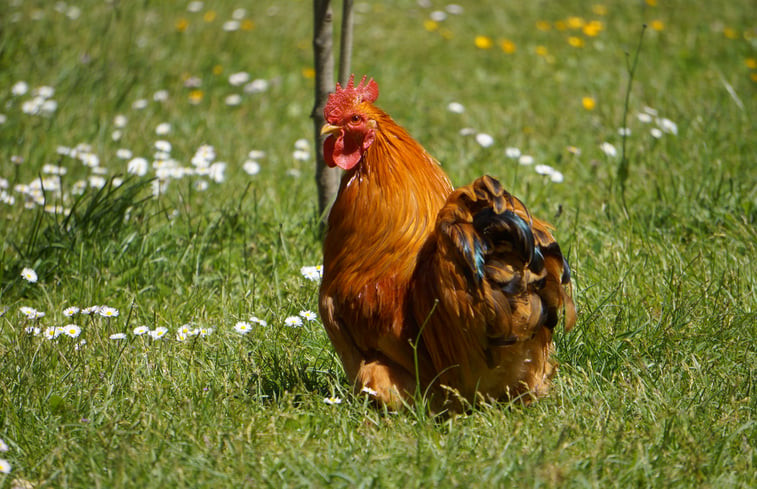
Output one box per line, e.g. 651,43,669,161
567,17,585,29
583,20,603,37
440,29,454,40
645,0,657,6
212,64,223,75
475,35,493,49
424,19,439,32
535,45,549,57
582,96,596,111
241,19,255,31
302,67,316,79
751,73,757,83
500,39,516,54
176,18,189,32
568,36,585,47
188,90,204,104
723,27,738,39
746,58,757,69
554,20,567,31
536,20,551,31
592,5,608,16
650,20,664,31
203,10,216,22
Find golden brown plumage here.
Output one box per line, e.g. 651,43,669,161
319,75,575,410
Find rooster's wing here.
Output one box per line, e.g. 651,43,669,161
412,175,576,403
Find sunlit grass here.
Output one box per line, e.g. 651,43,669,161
0,1,755,487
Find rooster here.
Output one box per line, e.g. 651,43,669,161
319,75,576,410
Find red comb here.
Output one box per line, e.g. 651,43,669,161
324,75,379,121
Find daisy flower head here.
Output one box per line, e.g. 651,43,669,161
300,265,323,282
20,306,40,319
199,327,213,337
133,325,150,336
225,94,242,106
658,118,678,135
98,306,119,318
0,438,8,452
109,333,127,340
43,326,59,340
248,149,266,160
475,133,494,148
243,160,261,175
505,147,521,159
228,71,250,86
447,102,465,114
234,321,252,334
21,267,38,283
361,385,378,396
518,154,535,166
250,316,268,327
299,310,318,322
244,79,269,94
0,458,10,474
600,142,617,157
324,396,342,405
650,128,663,139
81,305,100,315
63,324,82,338
63,306,80,317
75,339,87,351
155,140,172,153
284,316,303,328
156,122,172,135
149,327,168,340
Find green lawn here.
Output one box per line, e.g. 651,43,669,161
0,1,754,487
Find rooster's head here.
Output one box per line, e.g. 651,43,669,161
321,74,379,170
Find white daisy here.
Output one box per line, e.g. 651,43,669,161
156,122,172,135
232,8,247,19
505,147,521,159
475,133,494,148
636,112,653,124
154,140,172,153
459,127,476,136
518,154,535,166
535,164,556,176
250,316,268,327
116,149,133,160
43,327,58,340
63,324,82,338
208,162,226,183
12,81,28,96
0,438,8,451
153,90,169,102
81,305,100,315
446,4,464,14
243,160,261,175
292,150,310,161
248,149,266,159
618,127,632,137
361,385,378,396
133,325,149,336
75,339,87,351
24,326,41,336
194,179,209,191
149,327,168,340
650,128,663,139
658,118,678,135
300,265,323,281
20,267,38,283
600,142,617,157
284,316,303,327
0,458,10,474
430,10,447,22
199,327,213,337
112,130,123,141
0,114,6,125
132,99,148,110
98,306,119,318
113,114,128,127
299,310,317,322
244,79,269,94
323,396,342,405
20,306,44,319
234,321,252,334
223,20,240,32
109,333,127,340
225,94,242,106
187,1,204,12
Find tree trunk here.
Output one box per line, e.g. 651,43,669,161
338,0,354,86
312,0,339,220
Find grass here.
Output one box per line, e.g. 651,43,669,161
0,0,755,487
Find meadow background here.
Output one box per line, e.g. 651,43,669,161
0,0,755,487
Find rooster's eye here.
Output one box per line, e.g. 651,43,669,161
351,114,361,123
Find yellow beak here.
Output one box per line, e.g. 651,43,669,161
320,123,341,137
